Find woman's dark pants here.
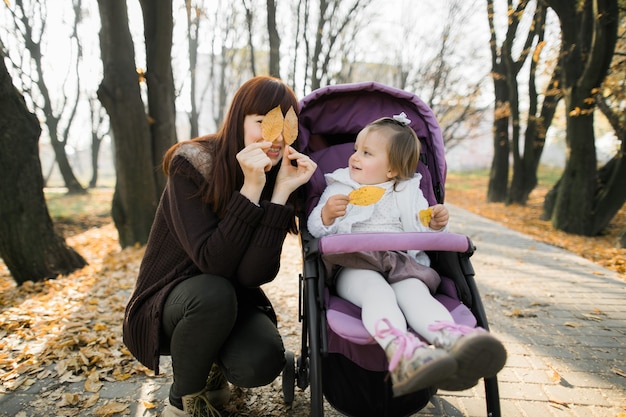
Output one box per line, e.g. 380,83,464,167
160,274,285,399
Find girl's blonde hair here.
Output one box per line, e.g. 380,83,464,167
364,117,420,182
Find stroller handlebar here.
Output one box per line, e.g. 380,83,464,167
317,232,474,255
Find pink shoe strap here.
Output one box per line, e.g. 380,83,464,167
375,318,424,371
427,320,484,337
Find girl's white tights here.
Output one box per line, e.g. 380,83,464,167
335,267,454,347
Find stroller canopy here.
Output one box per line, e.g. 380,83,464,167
297,81,447,205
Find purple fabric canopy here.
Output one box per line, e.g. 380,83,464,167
297,81,447,200
298,82,447,213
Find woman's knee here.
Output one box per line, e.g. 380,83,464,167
220,308,285,387
163,275,237,334
223,342,285,388
180,275,235,312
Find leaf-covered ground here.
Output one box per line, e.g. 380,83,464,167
445,173,626,276
0,223,147,415
0,224,320,416
0,182,623,415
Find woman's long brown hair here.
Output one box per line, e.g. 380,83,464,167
162,76,300,232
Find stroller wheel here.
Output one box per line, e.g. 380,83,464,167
282,350,296,403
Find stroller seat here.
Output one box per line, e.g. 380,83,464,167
326,275,477,373
327,275,477,348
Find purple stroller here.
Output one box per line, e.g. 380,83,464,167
281,82,502,417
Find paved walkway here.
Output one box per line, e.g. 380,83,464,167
1,205,624,416
418,205,626,417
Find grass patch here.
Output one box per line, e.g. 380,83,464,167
45,188,113,219
536,165,562,186
447,165,562,193
445,167,625,277
446,169,490,191
45,188,114,237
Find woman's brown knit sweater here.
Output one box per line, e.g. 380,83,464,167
123,143,295,374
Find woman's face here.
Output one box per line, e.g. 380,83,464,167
348,129,397,185
243,114,284,167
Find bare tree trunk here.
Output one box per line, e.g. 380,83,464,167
89,128,102,189
486,0,510,202
508,4,552,204
88,97,107,188
593,0,626,244
301,0,312,91
266,0,280,78
487,0,546,204
592,97,626,236
289,0,306,89
310,0,328,90
47,129,85,193
308,0,371,90
0,54,86,285
97,0,159,247
242,0,257,76
544,0,619,235
12,0,85,194
186,1,201,138
487,75,510,203
551,95,597,233
510,63,562,204
139,0,177,195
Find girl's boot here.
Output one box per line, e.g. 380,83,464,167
376,319,457,397
429,321,507,391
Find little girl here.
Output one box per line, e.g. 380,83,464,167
307,113,506,397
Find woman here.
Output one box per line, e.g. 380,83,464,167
123,76,317,417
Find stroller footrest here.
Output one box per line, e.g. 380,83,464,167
325,292,476,372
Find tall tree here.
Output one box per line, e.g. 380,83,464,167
507,3,563,204
97,0,160,247
184,0,213,139
4,0,86,194
487,1,565,205
210,3,248,129
393,0,487,150
288,0,308,91
0,52,86,285
596,0,626,247
266,0,280,78
307,0,372,91
508,59,562,204
486,0,539,203
486,0,516,202
242,0,258,77
542,0,619,235
87,96,109,188
139,0,178,194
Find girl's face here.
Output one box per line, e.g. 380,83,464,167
243,114,284,167
349,129,397,185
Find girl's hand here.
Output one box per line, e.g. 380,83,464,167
429,204,449,230
271,146,317,204
321,194,350,226
237,141,273,203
